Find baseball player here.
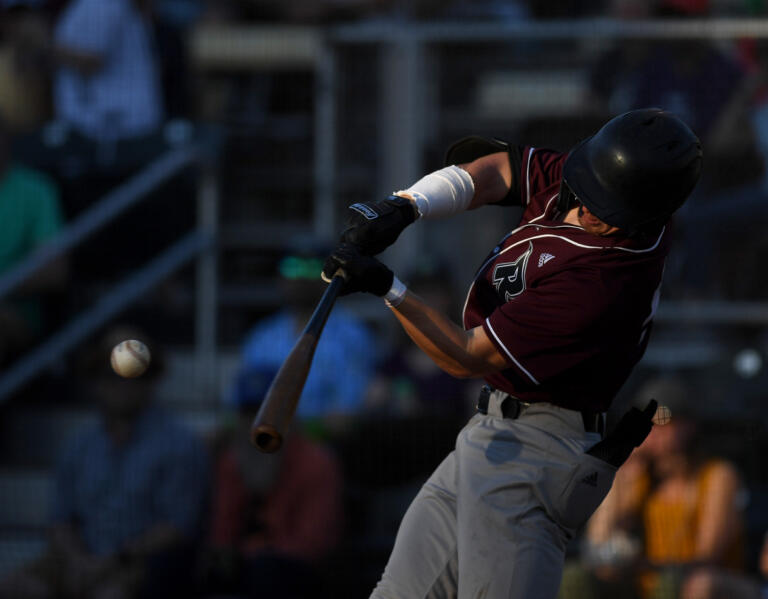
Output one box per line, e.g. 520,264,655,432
322,108,703,599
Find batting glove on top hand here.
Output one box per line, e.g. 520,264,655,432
322,244,394,297
341,195,418,256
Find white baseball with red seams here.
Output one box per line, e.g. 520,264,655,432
110,339,151,378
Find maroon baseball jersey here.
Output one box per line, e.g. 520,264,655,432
462,147,670,412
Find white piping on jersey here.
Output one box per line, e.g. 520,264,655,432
493,227,666,257
470,208,663,297
485,318,541,385
525,147,535,206
461,225,666,351
462,197,568,322
527,194,558,224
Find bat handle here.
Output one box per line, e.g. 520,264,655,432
304,273,345,337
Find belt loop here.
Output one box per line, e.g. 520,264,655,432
581,411,607,435
476,385,492,414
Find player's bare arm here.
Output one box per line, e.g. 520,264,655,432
388,290,509,378
322,246,509,379
395,151,513,211
460,151,514,209
694,461,742,563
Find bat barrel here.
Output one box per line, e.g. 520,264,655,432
248,273,345,453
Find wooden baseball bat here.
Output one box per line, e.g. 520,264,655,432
249,274,345,453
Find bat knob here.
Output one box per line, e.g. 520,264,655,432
250,423,283,453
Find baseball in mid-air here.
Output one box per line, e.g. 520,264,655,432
652,404,672,426
110,340,151,378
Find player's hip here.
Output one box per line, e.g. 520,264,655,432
458,387,615,533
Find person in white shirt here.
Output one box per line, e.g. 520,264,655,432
53,0,163,141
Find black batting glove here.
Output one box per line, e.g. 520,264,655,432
586,400,657,468
322,244,394,297
341,195,418,256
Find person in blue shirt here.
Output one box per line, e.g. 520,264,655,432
239,247,379,425
0,326,209,599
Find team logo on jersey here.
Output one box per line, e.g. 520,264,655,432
538,253,555,267
492,242,533,301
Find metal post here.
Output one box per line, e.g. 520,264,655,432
195,166,219,404
378,33,427,272
313,37,337,242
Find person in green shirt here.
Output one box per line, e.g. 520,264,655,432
0,115,67,365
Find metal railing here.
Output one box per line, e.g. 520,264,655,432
0,143,218,403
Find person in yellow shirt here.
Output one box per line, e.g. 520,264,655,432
563,377,746,599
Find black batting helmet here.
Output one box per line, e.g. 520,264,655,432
559,108,703,232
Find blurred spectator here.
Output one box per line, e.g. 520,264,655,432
238,246,378,429
589,13,767,297
560,377,747,599
52,0,163,141
0,326,210,599
365,268,474,419
0,115,66,365
207,365,343,598
590,39,754,188
591,0,759,192
679,38,768,299
680,531,768,599
0,3,51,131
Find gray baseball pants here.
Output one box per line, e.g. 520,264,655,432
370,393,616,599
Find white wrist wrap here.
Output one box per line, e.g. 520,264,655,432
395,165,474,219
384,276,407,308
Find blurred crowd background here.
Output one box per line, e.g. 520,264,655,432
0,0,767,598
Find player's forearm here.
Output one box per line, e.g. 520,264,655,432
388,291,493,378
693,463,740,562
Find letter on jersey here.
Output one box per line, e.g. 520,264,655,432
492,242,533,302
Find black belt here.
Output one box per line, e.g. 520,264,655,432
476,385,604,434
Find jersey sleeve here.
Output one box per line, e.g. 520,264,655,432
519,147,566,208
482,267,610,386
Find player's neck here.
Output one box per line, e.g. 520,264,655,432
563,207,581,227
565,206,622,237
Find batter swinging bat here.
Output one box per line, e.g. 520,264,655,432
249,273,345,453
